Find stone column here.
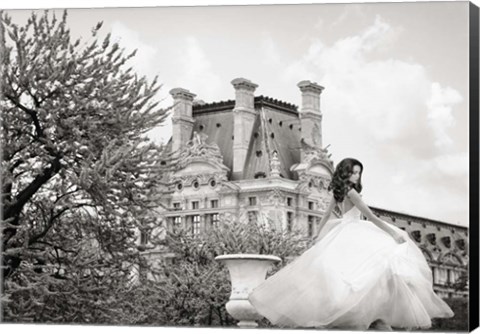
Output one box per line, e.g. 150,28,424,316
200,214,207,235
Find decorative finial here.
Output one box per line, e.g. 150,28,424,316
270,151,281,178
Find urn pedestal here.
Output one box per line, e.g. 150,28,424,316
215,254,281,328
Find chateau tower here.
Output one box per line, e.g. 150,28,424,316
297,80,325,161
231,78,258,180
170,88,196,153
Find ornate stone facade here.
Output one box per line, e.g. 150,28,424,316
146,78,468,299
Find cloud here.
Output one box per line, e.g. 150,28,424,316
314,18,325,31
145,36,223,145
269,15,467,225
175,36,222,102
331,4,367,29
359,149,468,226
279,15,464,157
432,152,469,179
262,34,282,67
110,21,158,78
426,82,463,149
109,22,173,145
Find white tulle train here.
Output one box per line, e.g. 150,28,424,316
248,207,454,330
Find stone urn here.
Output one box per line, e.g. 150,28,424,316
215,254,282,328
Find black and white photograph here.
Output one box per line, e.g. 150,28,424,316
1,0,478,333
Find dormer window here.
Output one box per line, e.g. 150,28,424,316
411,230,421,243
426,233,436,245
254,172,266,179
455,239,466,250
441,236,451,248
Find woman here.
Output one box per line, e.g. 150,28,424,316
248,158,454,330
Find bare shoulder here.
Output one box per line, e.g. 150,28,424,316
347,188,364,204
346,188,360,198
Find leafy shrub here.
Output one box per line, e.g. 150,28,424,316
139,217,308,327
431,297,468,331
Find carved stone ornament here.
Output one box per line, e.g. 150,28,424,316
270,151,281,178
172,173,228,191
177,131,227,170
262,189,285,207
421,241,440,255
300,138,334,169
419,247,434,262
296,174,331,193
441,253,463,266
318,198,329,211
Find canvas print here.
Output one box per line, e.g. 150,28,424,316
0,1,475,332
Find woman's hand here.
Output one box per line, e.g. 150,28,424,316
347,189,407,245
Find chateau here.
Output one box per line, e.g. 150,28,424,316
147,78,468,299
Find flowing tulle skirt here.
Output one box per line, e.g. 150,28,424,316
248,214,454,330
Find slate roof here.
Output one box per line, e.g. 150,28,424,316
188,96,302,181
192,108,234,176
243,105,301,179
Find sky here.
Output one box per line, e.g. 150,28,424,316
4,0,474,227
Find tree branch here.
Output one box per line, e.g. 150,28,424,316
3,155,62,246
28,203,93,246
4,93,44,138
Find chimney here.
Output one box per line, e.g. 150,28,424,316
231,78,258,179
170,87,196,153
297,80,324,159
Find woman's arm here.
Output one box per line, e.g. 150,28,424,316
347,189,406,244
313,195,336,241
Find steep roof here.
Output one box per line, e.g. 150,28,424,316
189,96,301,181
192,107,234,178
243,105,301,179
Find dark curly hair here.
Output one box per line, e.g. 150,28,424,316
328,158,363,203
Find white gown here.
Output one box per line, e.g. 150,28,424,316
248,206,454,330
